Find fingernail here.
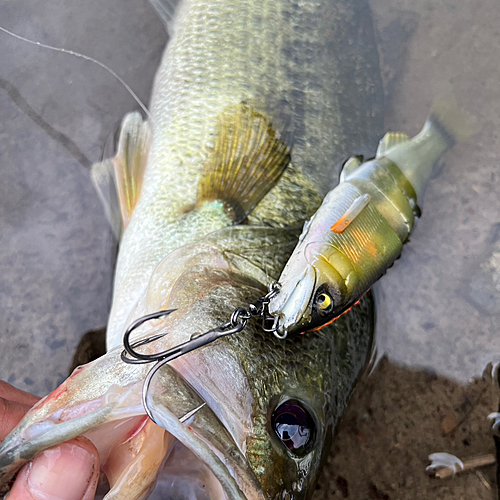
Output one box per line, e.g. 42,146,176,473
27,443,95,500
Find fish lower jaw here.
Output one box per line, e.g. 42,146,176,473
147,400,263,500
155,440,230,500
0,373,256,500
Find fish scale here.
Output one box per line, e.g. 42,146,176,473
107,0,383,347
0,0,384,498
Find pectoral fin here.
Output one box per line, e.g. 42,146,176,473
197,103,291,223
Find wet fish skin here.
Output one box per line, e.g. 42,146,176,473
0,0,383,497
105,0,384,349
142,245,375,499
0,233,374,499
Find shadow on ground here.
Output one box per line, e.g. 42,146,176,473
316,357,498,499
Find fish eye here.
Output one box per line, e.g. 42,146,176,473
315,292,333,314
271,400,316,456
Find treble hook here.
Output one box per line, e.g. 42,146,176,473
120,283,282,422
121,309,177,364
120,307,250,422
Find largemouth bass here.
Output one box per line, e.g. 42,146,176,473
0,0,383,498
268,100,472,336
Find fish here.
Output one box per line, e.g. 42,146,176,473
268,99,473,336
0,0,384,498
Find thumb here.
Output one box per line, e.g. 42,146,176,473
8,437,99,500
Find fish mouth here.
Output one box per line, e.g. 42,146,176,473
145,362,265,500
153,440,233,499
0,347,263,500
268,266,316,335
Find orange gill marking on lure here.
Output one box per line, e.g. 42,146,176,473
303,297,365,333
330,214,351,234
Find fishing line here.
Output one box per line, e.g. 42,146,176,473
0,26,150,117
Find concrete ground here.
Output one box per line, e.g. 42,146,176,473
0,0,165,395
0,0,499,498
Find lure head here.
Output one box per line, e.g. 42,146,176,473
268,242,351,336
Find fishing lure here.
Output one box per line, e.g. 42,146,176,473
267,99,472,337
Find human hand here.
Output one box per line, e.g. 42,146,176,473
1,381,99,500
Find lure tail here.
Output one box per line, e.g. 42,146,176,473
428,95,476,146
383,95,476,201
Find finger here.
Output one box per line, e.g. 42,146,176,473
0,397,31,440
8,437,100,500
0,381,40,406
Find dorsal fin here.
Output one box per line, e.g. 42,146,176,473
113,112,151,230
91,158,121,238
149,0,184,35
330,194,371,234
91,112,151,237
376,132,409,158
197,103,291,223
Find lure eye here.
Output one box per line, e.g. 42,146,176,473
271,400,316,456
316,292,332,313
